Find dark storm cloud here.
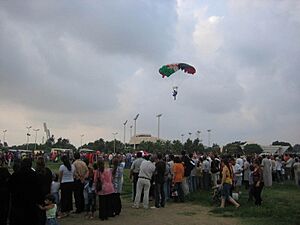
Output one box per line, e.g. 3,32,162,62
0,0,177,113
1,0,299,146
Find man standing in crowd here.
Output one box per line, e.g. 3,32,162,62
261,155,272,187
73,152,89,214
202,156,211,191
293,158,300,186
233,159,243,194
132,155,156,209
210,154,220,187
130,151,144,201
152,153,166,209
284,154,294,180
236,154,244,170
165,154,174,201
181,151,195,195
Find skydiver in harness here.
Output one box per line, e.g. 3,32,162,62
172,86,178,100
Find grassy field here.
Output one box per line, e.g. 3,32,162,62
188,182,300,225
46,162,300,225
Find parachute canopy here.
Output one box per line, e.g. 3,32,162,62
159,63,196,78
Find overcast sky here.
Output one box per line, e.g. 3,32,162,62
0,0,299,147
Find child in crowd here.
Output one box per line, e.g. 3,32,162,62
51,173,60,210
84,164,96,219
38,194,60,225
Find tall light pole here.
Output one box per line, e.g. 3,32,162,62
130,125,133,139
133,114,139,150
156,114,162,139
33,129,40,150
188,132,192,140
181,134,185,150
123,120,128,146
3,130,7,144
207,129,211,147
80,134,84,148
112,132,118,154
26,126,32,150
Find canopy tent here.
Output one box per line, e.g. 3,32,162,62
79,148,95,153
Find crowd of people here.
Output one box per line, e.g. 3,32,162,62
0,149,299,225
0,151,125,225
129,151,300,210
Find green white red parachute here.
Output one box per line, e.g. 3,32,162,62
159,63,196,78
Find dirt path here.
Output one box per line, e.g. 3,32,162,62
59,200,240,225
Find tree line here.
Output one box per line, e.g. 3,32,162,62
2,136,299,156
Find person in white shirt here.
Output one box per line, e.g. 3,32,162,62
261,155,272,187
202,156,211,191
236,155,244,169
233,159,243,194
132,156,156,209
293,158,300,186
59,155,75,218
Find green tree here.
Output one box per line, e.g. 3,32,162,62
154,140,165,153
83,138,106,151
138,141,155,152
52,137,76,150
293,144,300,153
164,140,173,154
184,139,193,153
244,144,263,155
172,140,183,154
211,143,221,154
223,141,244,156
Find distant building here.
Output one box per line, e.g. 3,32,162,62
240,142,290,155
129,134,161,146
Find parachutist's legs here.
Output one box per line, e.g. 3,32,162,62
173,90,177,100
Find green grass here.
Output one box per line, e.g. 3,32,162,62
46,161,61,173
121,169,132,199
188,183,300,225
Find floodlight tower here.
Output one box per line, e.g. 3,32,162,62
133,114,139,150
156,114,162,139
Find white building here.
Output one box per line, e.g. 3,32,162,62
129,134,161,146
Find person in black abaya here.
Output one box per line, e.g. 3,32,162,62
35,156,53,225
9,158,42,225
0,157,11,225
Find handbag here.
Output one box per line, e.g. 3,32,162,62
95,170,102,192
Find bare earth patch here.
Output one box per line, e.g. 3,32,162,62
59,199,240,225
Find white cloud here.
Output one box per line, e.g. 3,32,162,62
193,15,223,56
